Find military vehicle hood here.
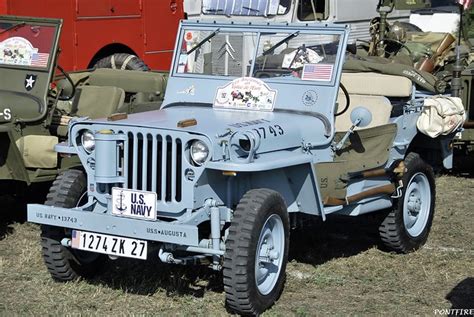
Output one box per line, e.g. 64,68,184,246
73,103,329,164
85,104,326,139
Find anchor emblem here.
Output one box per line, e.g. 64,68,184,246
115,190,127,214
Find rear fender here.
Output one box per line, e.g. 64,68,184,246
407,132,453,170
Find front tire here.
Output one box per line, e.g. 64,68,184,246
41,169,105,281
223,189,289,315
379,153,436,253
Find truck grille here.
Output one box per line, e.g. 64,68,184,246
120,131,183,203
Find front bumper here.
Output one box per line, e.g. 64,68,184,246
28,204,199,246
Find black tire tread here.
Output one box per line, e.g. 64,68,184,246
223,189,289,315
379,152,436,253
41,169,102,281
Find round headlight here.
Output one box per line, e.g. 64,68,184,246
81,130,95,153
190,140,209,166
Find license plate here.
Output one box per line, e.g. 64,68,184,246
111,187,157,220
71,230,147,260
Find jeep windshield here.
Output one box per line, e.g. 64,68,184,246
0,19,57,69
202,0,290,16
176,27,342,82
168,23,348,114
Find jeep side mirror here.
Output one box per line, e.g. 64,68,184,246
350,106,372,128
334,107,372,151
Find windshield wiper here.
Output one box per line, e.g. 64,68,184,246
186,28,220,55
263,31,300,56
0,22,26,35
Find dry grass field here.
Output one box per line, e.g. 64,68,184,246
0,175,473,315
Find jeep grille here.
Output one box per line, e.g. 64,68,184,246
120,131,182,203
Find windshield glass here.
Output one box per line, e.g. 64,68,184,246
0,21,56,69
202,0,291,16
177,28,341,83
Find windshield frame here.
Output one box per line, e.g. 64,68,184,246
172,22,348,87
0,16,61,72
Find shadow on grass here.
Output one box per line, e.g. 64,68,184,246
289,212,388,265
0,195,24,240
446,277,474,310
452,150,474,178
0,182,50,240
88,212,389,298
91,257,224,297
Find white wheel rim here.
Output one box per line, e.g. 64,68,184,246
403,172,431,237
254,214,285,295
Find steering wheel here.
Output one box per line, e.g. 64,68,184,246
288,45,323,70
52,65,77,101
288,45,308,70
335,82,350,116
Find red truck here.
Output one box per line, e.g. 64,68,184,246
0,0,184,71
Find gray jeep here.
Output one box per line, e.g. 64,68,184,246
28,21,456,314
0,16,166,204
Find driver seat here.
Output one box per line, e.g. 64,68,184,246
335,93,393,132
72,85,125,119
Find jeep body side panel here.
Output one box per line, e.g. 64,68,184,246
196,164,323,215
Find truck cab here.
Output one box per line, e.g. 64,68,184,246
184,0,413,41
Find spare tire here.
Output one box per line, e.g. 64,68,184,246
94,53,149,71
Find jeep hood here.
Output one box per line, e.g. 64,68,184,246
81,104,330,146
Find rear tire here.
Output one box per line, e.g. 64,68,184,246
379,153,436,253
94,53,149,71
223,189,289,315
41,169,105,281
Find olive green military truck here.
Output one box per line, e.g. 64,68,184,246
0,16,167,203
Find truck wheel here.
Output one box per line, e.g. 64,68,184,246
41,169,105,281
379,152,435,253
224,189,289,315
94,53,149,71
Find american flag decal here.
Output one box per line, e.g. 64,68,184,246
31,53,49,68
301,63,334,82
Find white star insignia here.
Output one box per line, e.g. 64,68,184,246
25,76,35,88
